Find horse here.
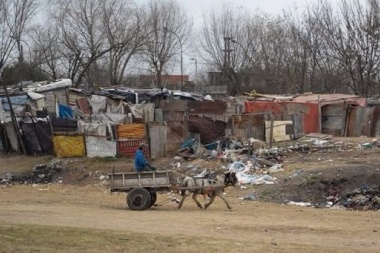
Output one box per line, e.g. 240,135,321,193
178,170,237,210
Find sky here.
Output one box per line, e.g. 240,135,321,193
135,0,341,77
178,0,313,76
132,0,339,77
182,0,302,25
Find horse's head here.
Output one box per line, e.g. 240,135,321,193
223,172,238,186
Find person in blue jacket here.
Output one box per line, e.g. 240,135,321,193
134,143,155,172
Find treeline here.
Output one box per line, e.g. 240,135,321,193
1,0,379,96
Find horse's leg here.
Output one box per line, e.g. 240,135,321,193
217,191,232,209
192,193,203,209
204,191,216,210
178,194,189,209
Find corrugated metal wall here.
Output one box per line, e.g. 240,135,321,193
321,103,346,136
233,114,266,141
188,115,226,143
370,106,380,136
53,134,85,158
149,125,167,159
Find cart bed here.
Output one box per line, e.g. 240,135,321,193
109,171,173,192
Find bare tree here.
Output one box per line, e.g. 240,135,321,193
0,0,38,154
315,0,380,96
30,23,63,80
9,0,39,63
101,0,145,86
198,2,244,95
139,0,191,88
55,0,115,88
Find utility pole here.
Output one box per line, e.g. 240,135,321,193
223,36,234,68
190,58,197,77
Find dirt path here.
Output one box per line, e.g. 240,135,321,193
0,184,379,253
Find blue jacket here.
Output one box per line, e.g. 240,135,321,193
134,149,147,171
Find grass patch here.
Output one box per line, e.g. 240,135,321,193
0,223,250,253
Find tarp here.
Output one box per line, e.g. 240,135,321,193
78,120,107,137
27,91,45,100
97,113,127,124
107,99,124,114
20,120,53,155
0,95,28,111
89,95,107,114
58,104,73,118
128,103,155,122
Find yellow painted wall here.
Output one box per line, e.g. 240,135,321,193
53,134,85,158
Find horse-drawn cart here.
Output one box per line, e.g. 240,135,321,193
109,171,174,210
109,170,235,211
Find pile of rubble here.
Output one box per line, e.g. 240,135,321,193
172,136,287,185
325,184,380,211
0,161,66,185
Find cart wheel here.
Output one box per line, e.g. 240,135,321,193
127,188,151,210
148,192,157,208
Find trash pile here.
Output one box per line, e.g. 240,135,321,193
0,162,65,185
173,136,287,185
325,184,380,211
1,159,110,187
288,133,380,153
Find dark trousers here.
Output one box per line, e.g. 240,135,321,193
137,164,156,172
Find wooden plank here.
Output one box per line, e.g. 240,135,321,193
265,120,293,143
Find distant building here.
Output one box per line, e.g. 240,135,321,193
203,72,228,97
139,75,189,90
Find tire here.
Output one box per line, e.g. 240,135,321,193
127,188,151,211
148,192,157,208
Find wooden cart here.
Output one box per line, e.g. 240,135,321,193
109,171,174,211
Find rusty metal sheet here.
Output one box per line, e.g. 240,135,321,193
370,106,380,136
346,106,368,137
117,139,148,158
230,114,265,140
85,136,117,158
321,103,346,136
76,97,92,115
159,100,187,112
53,134,85,158
167,122,184,142
163,111,185,122
188,115,226,144
187,100,227,115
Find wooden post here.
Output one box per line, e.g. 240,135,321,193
269,113,274,149
231,115,235,136
1,80,26,154
318,95,322,133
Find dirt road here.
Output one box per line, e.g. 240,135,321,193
0,184,379,253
